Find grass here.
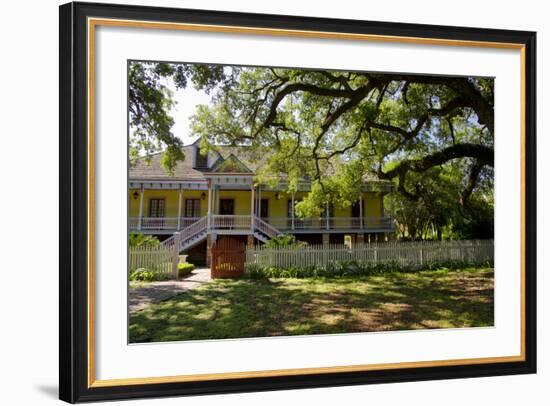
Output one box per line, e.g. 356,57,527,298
129,267,494,343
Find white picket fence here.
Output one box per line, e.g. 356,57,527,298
246,239,494,269
128,244,173,275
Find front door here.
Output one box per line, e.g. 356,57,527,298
260,198,269,219
219,199,235,215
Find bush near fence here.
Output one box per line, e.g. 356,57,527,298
245,240,494,278
128,245,173,277
246,259,494,279
178,262,195,278
129,268,171,282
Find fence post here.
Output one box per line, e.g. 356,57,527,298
172,232,181,279
420,246,423,266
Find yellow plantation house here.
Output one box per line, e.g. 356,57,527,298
129,141,394,265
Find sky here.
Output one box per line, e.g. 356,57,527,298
166,79,211,146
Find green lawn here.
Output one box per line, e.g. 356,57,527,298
129,267,494,343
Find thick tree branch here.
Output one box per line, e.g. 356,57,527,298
319,71,353,91
377,74,494,134
379,144,493,199
260,82,363,132
459,160,484,214
369,95,472,157
320,83,376,133
381,143,493,180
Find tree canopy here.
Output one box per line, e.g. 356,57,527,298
128,61,227,173
128,62,494,239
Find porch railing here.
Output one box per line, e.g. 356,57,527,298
129,217,200,231
129,215,393,232
263,216,393,231
210,215,252,231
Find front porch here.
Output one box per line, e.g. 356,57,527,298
129,175,394,237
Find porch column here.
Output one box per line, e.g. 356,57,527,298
250,183,255,233
291,192,295,230
214,186,219,214
257,185,262,216
359,194,363,230
207,180,212,232
322,233,330,246
325,202,330,230
176,186,183,230
356,233,364,245
254,187,258,214
137,184,144,231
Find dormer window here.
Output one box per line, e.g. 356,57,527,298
195,147,208,169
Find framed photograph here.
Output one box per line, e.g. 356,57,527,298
59,1,536,403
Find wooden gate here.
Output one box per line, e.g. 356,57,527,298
211,237,245,278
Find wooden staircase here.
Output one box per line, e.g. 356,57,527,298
160,215,282,254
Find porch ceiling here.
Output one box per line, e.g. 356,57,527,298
206,174,254,187
129,178,392,193
129,180,208,190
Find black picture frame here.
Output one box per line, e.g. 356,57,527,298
59,1,537,403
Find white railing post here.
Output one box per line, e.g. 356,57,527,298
258,185,262,216
172,232,181,279
177,186,183,230
137,184,144,231
326,202,330,230
291,192,295,230
389,184,394,220
207,181,212,233
250,184,255,234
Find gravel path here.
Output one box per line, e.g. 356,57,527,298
129,267,211,314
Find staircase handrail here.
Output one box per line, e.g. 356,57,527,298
159,216,207,250
253,216,281,239
179,216,208,247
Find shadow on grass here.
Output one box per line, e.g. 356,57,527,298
129,268,494,343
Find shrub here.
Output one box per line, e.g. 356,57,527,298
178,262,194,278
245,259,493,280
264,234,308,249
129,233,160,248
129,268,166,282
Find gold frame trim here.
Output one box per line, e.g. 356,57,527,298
87,17,527,388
